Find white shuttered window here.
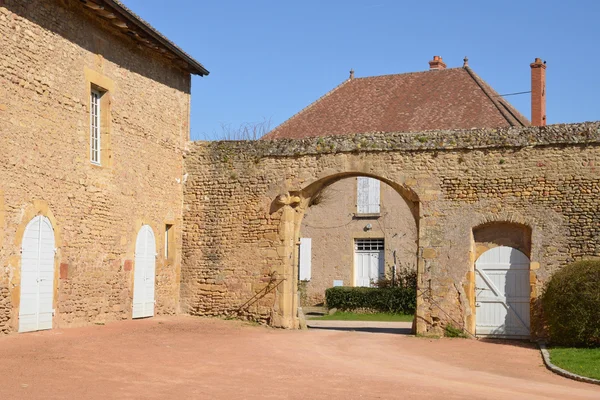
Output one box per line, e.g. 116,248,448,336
357,177,380,214
90,90,101,165
299,238,312,281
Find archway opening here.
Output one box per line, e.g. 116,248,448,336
290,173,420,331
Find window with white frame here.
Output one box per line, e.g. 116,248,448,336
355,238,385,251
357,177,381,214
90,89,101,165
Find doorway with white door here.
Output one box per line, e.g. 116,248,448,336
133,225,156,319
19,215,56,333
475,246,531,338
354,238,385,287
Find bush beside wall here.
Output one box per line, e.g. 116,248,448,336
325,286,416,314
542,260,600,347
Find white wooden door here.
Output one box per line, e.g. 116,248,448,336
19,215,55,333
475,246,530,338
354,239,384,287
133,225,156,319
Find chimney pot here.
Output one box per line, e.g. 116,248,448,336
349,69,354,80
429,55,446,70
530,57,547,126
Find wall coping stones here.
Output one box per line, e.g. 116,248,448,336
188,122,600,159
538,342,600,386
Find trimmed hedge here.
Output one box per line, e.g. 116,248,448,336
325,286,416,314
542,260,600,347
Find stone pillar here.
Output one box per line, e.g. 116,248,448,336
272,193,302,329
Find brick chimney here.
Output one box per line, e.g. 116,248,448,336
530,58,547,126
429,55,446,70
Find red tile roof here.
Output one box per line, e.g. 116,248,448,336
262,66,529,140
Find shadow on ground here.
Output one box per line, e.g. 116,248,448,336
307,325,412,335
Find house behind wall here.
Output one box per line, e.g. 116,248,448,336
0,0,207,333
262,55,536,308
300,177,418,306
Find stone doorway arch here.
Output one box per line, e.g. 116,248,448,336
270,172,421,329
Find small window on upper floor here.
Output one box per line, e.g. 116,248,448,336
90,88,103,165
356,177,381,215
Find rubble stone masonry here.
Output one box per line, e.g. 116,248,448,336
0,0,190,333
2,1,599,339
183,122,600,336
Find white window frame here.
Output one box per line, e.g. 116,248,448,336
355,238,385,251
90,89,101,165
356,177,381,215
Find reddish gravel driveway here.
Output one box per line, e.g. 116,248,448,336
0,316,598,399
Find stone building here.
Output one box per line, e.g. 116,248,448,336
3,0,596,343
262,56,539,307
0,0,207,333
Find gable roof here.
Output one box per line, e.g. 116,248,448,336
80,0,209,76
263,66,529,140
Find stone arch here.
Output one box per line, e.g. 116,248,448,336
10,200,62,331
270,171,421,329
473,221,532,260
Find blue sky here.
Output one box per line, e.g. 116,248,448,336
121,0,599,140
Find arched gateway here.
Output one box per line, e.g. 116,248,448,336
272,172,421,330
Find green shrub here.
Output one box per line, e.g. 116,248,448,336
542,260,600,347
325,286,416,314
444,324,468,338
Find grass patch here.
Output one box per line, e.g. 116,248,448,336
549,347,600,380
315,312,413,322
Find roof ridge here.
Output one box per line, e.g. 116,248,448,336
464,66,529,127
263,79,352,139
352,67,465,81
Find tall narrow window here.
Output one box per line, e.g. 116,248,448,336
165,224,173,259
90,89,101,165
357,177,381,215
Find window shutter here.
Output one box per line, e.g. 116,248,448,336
299,238,312,281
368,178,380,214
357,177,370,214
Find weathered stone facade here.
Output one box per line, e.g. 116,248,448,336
300,177,417,306
182,122,600,337
2,1,598,341
0,0,192,333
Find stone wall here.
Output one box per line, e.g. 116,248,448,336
182,122,600,336
300,177,417,306
0,0,190,333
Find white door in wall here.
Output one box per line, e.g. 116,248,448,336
133,225,156,319
475,246,531,338
354,239,384,287
19,215,56,333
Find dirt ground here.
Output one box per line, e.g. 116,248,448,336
0,316,598,399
